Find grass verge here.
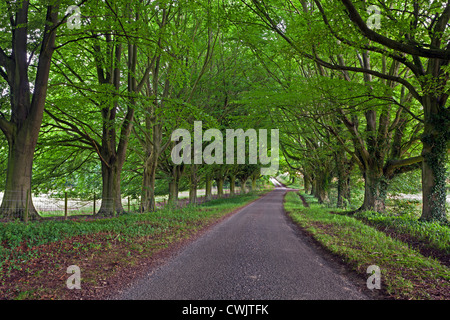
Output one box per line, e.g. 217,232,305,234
352,210,450,268
284,192,450,300
0,190,267,300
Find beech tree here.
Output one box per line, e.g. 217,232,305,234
133,0,219,212
1,0,446,224
0,0,65,220
43,0,152,216
243,0,449,222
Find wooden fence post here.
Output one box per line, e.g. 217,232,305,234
64,191,68,220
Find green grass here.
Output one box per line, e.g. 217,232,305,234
0,190,270,300
353,210,450,254
0,191,264,277
284,192,450,300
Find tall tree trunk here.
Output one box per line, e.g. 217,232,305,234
189,165,198,204
168,179,178,203
229,175,236,195
97,161,124,216
313,168,332,204
337,176,351,208
189,185,197,204
251,174,258,191
205,174,212,200
141,154,158,213
360,166,388,212
216,177,224,197
0,131,39,220
140,109,165,212
420,96,448,222
303,173,311,194
167,151,184,205
335,153,353,208
139,24,170,213
94,40,135,216
240,178,247,194
168,165,182,204
310,179,316,196
315,177,329,204
0,2,60,221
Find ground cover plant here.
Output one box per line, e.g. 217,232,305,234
353,210,450,266
284,192,450,300
0,191,266,300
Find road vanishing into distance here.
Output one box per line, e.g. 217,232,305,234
112,187,372,300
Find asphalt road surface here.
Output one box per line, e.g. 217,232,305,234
113,187,371,300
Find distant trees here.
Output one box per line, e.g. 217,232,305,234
0,0,271,221
241,0,449,222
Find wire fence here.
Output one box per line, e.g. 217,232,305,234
0,187,244,220
0,191,114,218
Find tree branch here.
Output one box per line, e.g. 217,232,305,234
249,0,423,103
313,0,424,78
384,155,423,176
0,47,11,69
0,116,13,140
339,0,450,60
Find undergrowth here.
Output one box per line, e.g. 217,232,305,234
284,192,450,300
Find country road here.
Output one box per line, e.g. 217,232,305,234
112,187,372,300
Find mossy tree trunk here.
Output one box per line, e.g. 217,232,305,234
168,164,183,204
314,169,331,204
303,173,312,194
205,173,213,200
189,165,198,204
140,149,159,213
335,152,353,208
420,96,449,222
360,167,388,212
229,175,236,195
239,177,247,194
216,176,224,197
251,172,260,191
